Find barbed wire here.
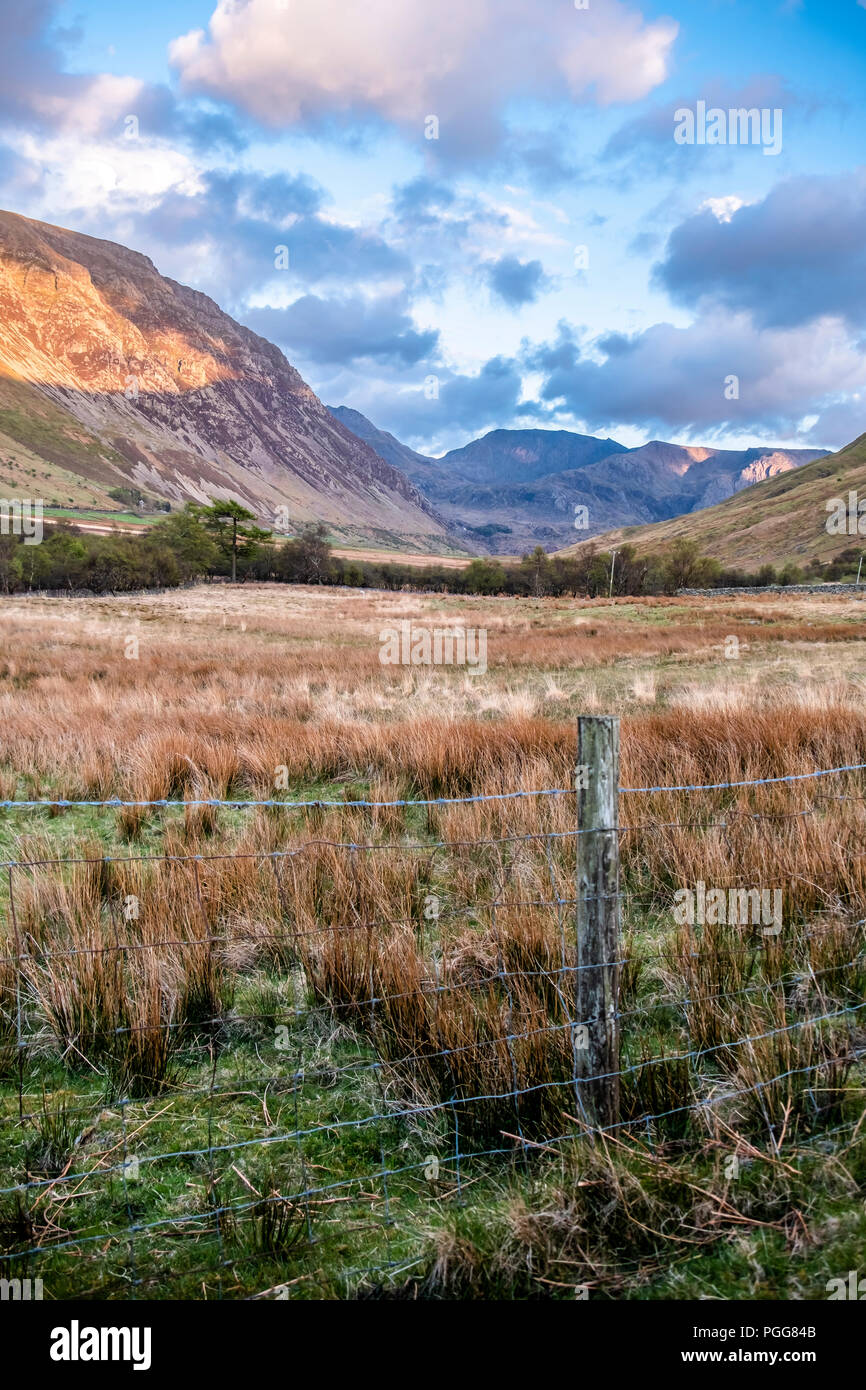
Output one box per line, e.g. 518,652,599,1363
1,756,865,811
3,955,863,1202
0,767,864,1299
1,796,861,871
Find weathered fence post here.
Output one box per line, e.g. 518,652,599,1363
576,716,621,1129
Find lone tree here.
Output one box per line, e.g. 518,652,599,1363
193,499,271,581
663,537,720,592
520,545,553,597
276,522,334,584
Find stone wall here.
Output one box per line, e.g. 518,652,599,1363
678,584,866,597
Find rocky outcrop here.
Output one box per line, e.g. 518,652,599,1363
0,210,448,543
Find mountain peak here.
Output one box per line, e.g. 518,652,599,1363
334,407,826,554
0,210,447,543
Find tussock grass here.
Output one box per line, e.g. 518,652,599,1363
0,585,864,1298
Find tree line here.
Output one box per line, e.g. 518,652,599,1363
0,499,858,597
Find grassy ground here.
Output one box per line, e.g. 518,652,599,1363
559,431,866,571
0,370,130,507
0,584,864,1300
40,508,158,525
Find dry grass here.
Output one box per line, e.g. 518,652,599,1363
0,586,864,799
0,583,864,1295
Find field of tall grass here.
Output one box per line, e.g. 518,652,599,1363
1,584,865,1299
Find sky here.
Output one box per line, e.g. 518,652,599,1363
1,0,865,456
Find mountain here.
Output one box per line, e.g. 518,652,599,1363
0,210,449,548
0,209,828,560
434,428,629,485
327,404,466,504
330,409,825,554
557,432,866,571
328,405,436,479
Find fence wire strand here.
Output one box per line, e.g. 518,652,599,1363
0,761,864,1298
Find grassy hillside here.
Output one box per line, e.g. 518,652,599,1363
558,432,866,570
0,368,131,508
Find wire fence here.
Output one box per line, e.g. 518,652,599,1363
0,732,864,1299
3,757,866,810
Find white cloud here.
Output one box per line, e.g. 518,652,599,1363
169,0,677,146
17,133,204,217
559,3,678,104
477,195,568,249
700,195,748,223
32,75,146,137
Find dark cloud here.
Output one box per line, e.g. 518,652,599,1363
127,171,406,301
512,139,580,191
341,355,544,449
490,127,582,192
404,122,583,191
391,177,456,225
800,399,866,450
244,293,438,367
655,169,866,329
434,357,535,429
271,216,408,285
385,179,514,303
0,0,252,155
533,311,865,443
388,176,505,248
0,0,84,127
487,255,550,308
167,106,249,154
522,321,581,374
208,169,324,220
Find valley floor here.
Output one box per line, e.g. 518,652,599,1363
1,584,865,1299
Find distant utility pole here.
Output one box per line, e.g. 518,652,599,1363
608,550,617,599
857,555,863,588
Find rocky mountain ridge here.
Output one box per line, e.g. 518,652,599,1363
0,209,448,547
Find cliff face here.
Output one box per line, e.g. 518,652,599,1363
0,209,447,542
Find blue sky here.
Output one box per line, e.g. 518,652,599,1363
1,0,865,455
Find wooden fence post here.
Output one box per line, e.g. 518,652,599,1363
576,716,621,1129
